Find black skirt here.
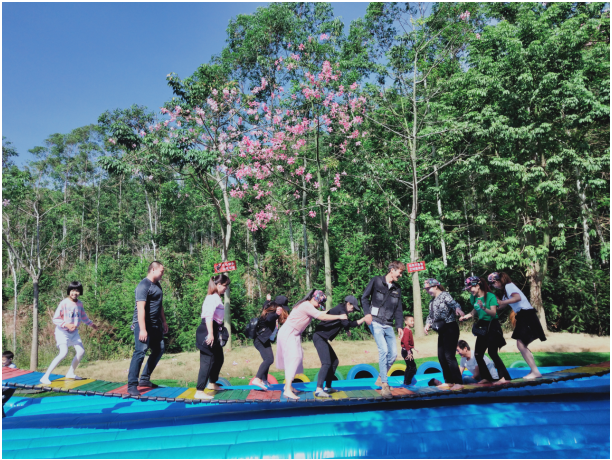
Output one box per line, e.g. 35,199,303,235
512,309,546,346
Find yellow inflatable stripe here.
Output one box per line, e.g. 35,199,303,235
331,391,348,400
176,388,217,399
34,378,96,390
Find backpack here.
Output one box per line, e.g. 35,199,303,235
245,317,260,339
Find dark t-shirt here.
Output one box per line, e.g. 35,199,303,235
132,278,163,327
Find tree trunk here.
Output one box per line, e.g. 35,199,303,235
526,230,548,331
251,232,263,299
288,215,295,255
144,188,156,259
314,116,333,305
433,158,447,267
7,243,19,350
302,160,311,290
80,202,85,261
408,55,424,337
576,173,592,267
30,277,40,371
463,199,474,275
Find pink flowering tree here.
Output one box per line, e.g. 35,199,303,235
231,45,367,305
100,66,248,348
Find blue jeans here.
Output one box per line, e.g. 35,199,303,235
370,322,397,384
128,323,165,388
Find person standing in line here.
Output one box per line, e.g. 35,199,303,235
251,296,289,390
361,261,406,399
423,278,465,390
488,272,546,379
459,276,511,385
276,290,347,400
127,262,168,397
194,274,231,400
40,281,98,385
401,315,419,386
312,295,367,398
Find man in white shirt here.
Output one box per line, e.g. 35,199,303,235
456,340,499,383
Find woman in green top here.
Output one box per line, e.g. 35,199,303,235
459,276,511,384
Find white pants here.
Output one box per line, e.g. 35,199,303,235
42,328,86,380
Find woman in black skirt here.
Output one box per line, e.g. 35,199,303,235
488,272,546,379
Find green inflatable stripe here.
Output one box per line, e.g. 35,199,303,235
72,381,118,392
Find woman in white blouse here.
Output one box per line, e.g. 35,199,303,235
195,274,230,400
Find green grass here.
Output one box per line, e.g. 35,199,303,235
13,352,609,395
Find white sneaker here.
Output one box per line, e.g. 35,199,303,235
194,390,214,400
39,377,51,385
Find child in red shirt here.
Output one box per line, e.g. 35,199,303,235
401,315,418,385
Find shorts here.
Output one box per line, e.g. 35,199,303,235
512,309,546,346
55,327,83,348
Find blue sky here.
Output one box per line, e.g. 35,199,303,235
2,2,370,165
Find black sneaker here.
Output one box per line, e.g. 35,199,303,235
127,386,141,397
138,380,158,388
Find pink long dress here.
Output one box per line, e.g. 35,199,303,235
275,301,322,383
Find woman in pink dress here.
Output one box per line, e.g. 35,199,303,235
276,290,347,400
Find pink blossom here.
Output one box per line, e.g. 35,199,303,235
459,11,471,21
298,43,305,50
309,211,316,218
320,33,329,41
475,33,481,39
305,173,312,182
350,82,358,91
2,199,10,207
108,138,116,145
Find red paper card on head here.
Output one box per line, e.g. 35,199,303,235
406,261,426,273
214,261,237,273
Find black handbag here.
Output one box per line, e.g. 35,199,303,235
472,320,491,337
431,319,446,332
218,325,230,347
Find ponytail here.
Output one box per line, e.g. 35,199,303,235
208,274,231,295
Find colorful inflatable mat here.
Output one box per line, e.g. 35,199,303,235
3,362,609,405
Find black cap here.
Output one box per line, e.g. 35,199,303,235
344,295,361,312
274,295,289,310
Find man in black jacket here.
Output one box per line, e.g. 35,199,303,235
361,261,406,399
312,295,367,398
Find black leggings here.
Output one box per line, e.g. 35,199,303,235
313,333,339,388
401,349,417,385
196,341,224,391
475,320,511,382
437,321,462,384
254,337,274,381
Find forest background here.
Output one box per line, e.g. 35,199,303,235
2,2,609,371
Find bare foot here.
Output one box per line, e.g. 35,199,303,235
478,379,492,384
437,383,451,389
493,377,508,386
291,386,302,394
251,378,267,391
450,384,464,391
523,372,542,380
207,383,223,391
283,390,300,400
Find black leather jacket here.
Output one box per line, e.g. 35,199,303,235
361,276,404,328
